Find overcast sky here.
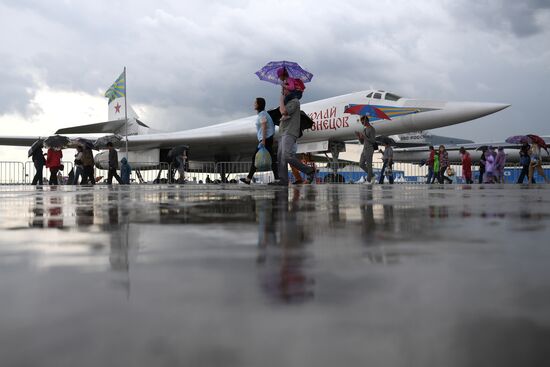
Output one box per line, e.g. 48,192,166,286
1,0,549,160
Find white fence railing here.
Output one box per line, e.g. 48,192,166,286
0,160,548,185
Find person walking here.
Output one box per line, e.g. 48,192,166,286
356,115,376,184
73,146,84,185
426,145,435,184
120,157,131,184
378,142,394,184
31,147,46,185
46,147,62,185
494,147,506,183
459,147,473,184
106,142,122,184
528,143,550,184
80,146,95,185
175,151,187,184
483,146,496,183
438,145,453,184
478,147,487,184
517,143,533,184
270,87,315,186
241,97,279,184
431,150,440,183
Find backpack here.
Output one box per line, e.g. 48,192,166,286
300,111,313,130
81,149,94,166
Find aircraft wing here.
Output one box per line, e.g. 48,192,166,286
0,136,43,147
55,120,127,134
123,117,259,161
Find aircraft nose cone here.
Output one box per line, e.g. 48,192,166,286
445,101,511,120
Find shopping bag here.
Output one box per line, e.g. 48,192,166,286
254,147,272,171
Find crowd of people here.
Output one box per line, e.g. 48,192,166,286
356,124,548,185
30,141,131,186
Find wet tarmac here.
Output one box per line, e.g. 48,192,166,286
1,184,550,366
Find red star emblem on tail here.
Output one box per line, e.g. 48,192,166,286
114,103,121,113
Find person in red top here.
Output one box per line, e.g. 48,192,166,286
459,147,473,184
46,148,63,185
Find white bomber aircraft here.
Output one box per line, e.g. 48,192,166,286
0,89,510,168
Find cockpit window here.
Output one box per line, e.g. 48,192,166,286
366,92,373,98
373,93,382,99
385,93,402,101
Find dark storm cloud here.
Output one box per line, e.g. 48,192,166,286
0,55,41,116
451,0,550,37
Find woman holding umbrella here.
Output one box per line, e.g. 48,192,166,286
517,143,532,183
528,143,550,184
46,147,63,185
31,143,46,185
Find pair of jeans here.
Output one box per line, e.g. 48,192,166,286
426,166,434,184
359,146,374,182
73,166,83,185
284,91,302,105
32,163,44,185
379,161,394,184
277,134,313,184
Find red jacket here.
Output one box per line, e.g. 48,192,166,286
461,152,472,177
46,149,62,169
427,150,435,167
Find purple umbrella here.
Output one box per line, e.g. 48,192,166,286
255,61,313,85
505,135,531,144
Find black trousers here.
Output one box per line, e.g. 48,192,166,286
81,166,95,185
32,162,44,185
247,136,279,180
49,168,59,185
478,166,485,184
517,164,535,183
108,168,122,184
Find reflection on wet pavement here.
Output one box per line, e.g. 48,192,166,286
1,184,550,366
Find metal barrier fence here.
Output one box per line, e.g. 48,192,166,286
0,162,25,185
0,160,548,185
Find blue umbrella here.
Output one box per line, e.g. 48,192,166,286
255,61,313,85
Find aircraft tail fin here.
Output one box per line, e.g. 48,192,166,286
55,97,151,135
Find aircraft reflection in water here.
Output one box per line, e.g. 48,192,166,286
22,186,544,303
26,189,135,297
22,186,443,299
